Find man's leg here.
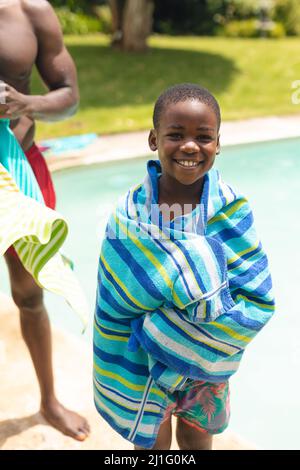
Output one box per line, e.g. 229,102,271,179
5,251,90,441
134,416,172,450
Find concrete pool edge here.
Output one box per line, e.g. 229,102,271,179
45,114,300,172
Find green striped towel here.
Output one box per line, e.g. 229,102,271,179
0,120,88,329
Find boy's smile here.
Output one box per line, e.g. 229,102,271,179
149,99,220,200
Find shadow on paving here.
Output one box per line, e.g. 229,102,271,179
0,414,43,449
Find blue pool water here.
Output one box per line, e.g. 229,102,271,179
1,137,300,449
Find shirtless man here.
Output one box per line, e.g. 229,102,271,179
0,0,90,441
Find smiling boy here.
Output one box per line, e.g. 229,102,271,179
93,83,275,450
148,86,220,219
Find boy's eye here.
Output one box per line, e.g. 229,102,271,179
167,133,182,140
197,135,213,142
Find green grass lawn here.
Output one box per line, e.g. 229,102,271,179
32,34,300,139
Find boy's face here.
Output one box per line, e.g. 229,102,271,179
149,99,220,186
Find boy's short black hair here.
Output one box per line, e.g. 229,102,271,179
153,83,221,130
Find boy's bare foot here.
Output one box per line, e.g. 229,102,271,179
40,398,90,441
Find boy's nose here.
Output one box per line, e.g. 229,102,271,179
180,140,200,154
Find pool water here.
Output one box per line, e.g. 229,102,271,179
1,137,300,449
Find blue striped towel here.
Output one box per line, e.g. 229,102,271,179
93,159,275,448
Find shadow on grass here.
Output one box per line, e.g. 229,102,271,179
32,44,239,111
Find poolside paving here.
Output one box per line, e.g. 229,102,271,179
45,114,300,172
0,293,255,450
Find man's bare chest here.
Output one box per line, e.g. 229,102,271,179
0,11,37,87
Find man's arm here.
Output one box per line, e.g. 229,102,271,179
0,0,79,122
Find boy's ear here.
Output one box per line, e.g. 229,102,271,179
216,135,221,155
148,129,157,152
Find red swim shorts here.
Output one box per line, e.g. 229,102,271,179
5,143,56,257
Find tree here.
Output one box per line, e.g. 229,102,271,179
109,0,154,52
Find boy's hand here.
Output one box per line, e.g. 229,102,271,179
0,82,31,119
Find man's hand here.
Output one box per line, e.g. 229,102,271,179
0,82,31,119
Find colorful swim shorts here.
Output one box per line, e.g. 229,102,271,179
6,143,56,257
162,380,230,434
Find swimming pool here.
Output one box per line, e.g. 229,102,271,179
1,137,300,449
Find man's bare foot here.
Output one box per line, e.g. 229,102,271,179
40,398,90,441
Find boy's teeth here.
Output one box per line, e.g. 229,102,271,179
178,160,198,167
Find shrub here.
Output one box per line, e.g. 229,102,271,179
153,0,217,36
273,0,300,36
221,19,260,37
93,5,113,34
207,0,261,23
55,7,101,35
220,19,285,38
268,21,286,39
52,1,104,14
